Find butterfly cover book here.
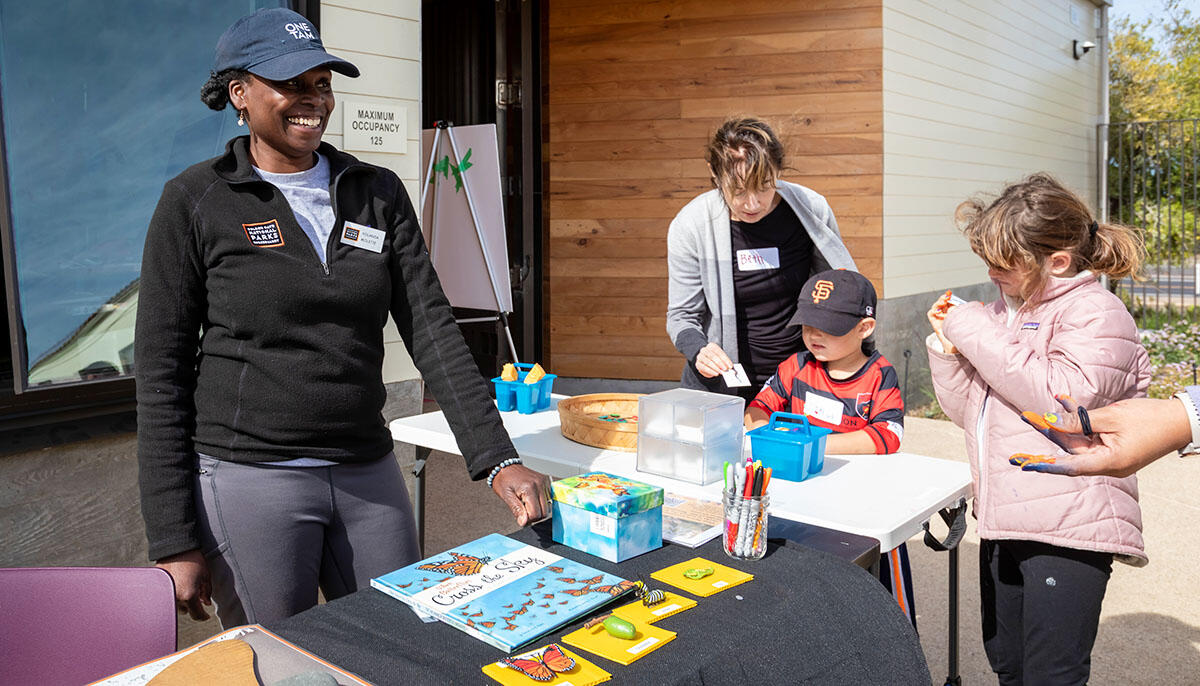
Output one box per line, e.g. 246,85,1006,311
370,533,636,652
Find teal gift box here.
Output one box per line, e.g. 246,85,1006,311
551,472,663,562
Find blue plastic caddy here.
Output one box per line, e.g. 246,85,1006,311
747,412,833,482
491,363,556,414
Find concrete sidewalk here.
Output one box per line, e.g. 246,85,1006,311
416,415,1200,684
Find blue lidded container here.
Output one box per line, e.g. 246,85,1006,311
551,471,663,562
491,363,556,414
746,412,833,482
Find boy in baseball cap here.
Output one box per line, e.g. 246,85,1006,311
745,269,902,453
745,268,915,625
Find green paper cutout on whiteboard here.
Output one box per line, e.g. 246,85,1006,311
428,148,474,193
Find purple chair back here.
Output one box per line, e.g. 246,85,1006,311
0,566,177,684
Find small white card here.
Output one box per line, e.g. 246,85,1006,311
627,636,659,655
340,220,385,253
590,512,616,538
803,391,844,426
736,247,779,271
721,363,750,388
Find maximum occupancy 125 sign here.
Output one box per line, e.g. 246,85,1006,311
342,99,407,154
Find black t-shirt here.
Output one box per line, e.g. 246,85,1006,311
731,200,813,386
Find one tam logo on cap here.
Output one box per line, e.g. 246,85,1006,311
812,280,835,303
285,22,315,39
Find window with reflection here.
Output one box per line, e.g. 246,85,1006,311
0,0,290,391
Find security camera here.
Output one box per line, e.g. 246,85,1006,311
1073,40,1096,59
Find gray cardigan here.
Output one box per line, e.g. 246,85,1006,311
665,181,856,386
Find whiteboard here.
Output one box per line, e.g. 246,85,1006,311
419,124,513,314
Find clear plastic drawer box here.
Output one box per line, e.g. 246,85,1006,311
636,388,745,485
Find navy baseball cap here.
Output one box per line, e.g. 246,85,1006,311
214,8,359,80
788,269,877,336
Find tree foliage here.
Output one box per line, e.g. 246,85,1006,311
1110,0,1200,121
1108,1,1200,266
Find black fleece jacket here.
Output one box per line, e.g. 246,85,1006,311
136,137,517,561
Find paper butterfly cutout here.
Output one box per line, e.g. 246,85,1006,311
417,551,491,576
500,643,576,682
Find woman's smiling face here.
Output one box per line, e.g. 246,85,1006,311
233,67,334,172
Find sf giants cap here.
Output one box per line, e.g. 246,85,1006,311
788,269,877,336
214,8,359,80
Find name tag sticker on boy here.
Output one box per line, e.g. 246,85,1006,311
340,221,385,253
804,392,844,426
736,247,779,271
721,363,750,388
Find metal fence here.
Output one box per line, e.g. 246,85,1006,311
1106,119,1200,326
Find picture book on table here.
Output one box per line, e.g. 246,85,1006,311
371,533,636,651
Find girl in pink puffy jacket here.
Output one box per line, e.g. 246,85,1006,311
925,173,1150,686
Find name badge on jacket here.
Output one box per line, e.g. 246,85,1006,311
803,391,844,426
340,221,385,253
736,247,779,271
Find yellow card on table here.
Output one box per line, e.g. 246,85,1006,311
611,591,696,625
561,619,676,666
650,557,753,597
481,643,610,686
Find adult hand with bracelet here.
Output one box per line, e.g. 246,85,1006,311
1009,392,1198,478
490,460,552,526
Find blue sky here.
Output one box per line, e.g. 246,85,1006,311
1111,0,1198,27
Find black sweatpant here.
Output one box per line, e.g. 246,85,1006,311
980,539,1113,686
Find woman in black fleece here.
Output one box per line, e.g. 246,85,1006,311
136,8,549,627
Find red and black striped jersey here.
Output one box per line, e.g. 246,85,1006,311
748,350,904,454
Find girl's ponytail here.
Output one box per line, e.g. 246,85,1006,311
1086,219,1145,280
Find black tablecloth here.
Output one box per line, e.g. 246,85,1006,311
267,524,928,685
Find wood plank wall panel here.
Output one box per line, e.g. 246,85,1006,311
547,0,883,380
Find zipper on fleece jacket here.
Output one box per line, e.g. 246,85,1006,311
315,163,374,277
288,162,365,277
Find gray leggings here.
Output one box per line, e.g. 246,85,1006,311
195,453,421,627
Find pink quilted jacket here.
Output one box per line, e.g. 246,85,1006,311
928,273,1149,565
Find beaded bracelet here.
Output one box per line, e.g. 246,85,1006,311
486,457,523,488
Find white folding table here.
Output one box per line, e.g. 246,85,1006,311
389,395,973,686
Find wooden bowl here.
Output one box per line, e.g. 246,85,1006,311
557,393,643,452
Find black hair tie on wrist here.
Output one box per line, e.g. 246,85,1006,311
1077,405,1094,437
1088,220,1099,238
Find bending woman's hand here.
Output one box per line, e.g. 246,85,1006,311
491,463,552,526
1010,394,1192,478
694,342,734,378
156,549,213,621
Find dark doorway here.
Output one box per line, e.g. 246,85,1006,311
422,0,543,378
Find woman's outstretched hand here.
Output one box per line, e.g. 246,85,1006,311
491,463,552,526
1010,394,1191,478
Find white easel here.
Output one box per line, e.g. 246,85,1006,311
419,121,519,363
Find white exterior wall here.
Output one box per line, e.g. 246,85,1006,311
321,0,421,383
881,0,1107,297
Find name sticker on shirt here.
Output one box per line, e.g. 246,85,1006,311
340,220,385,253
736,247,780,271
243,219,285,248
804,391,844,426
